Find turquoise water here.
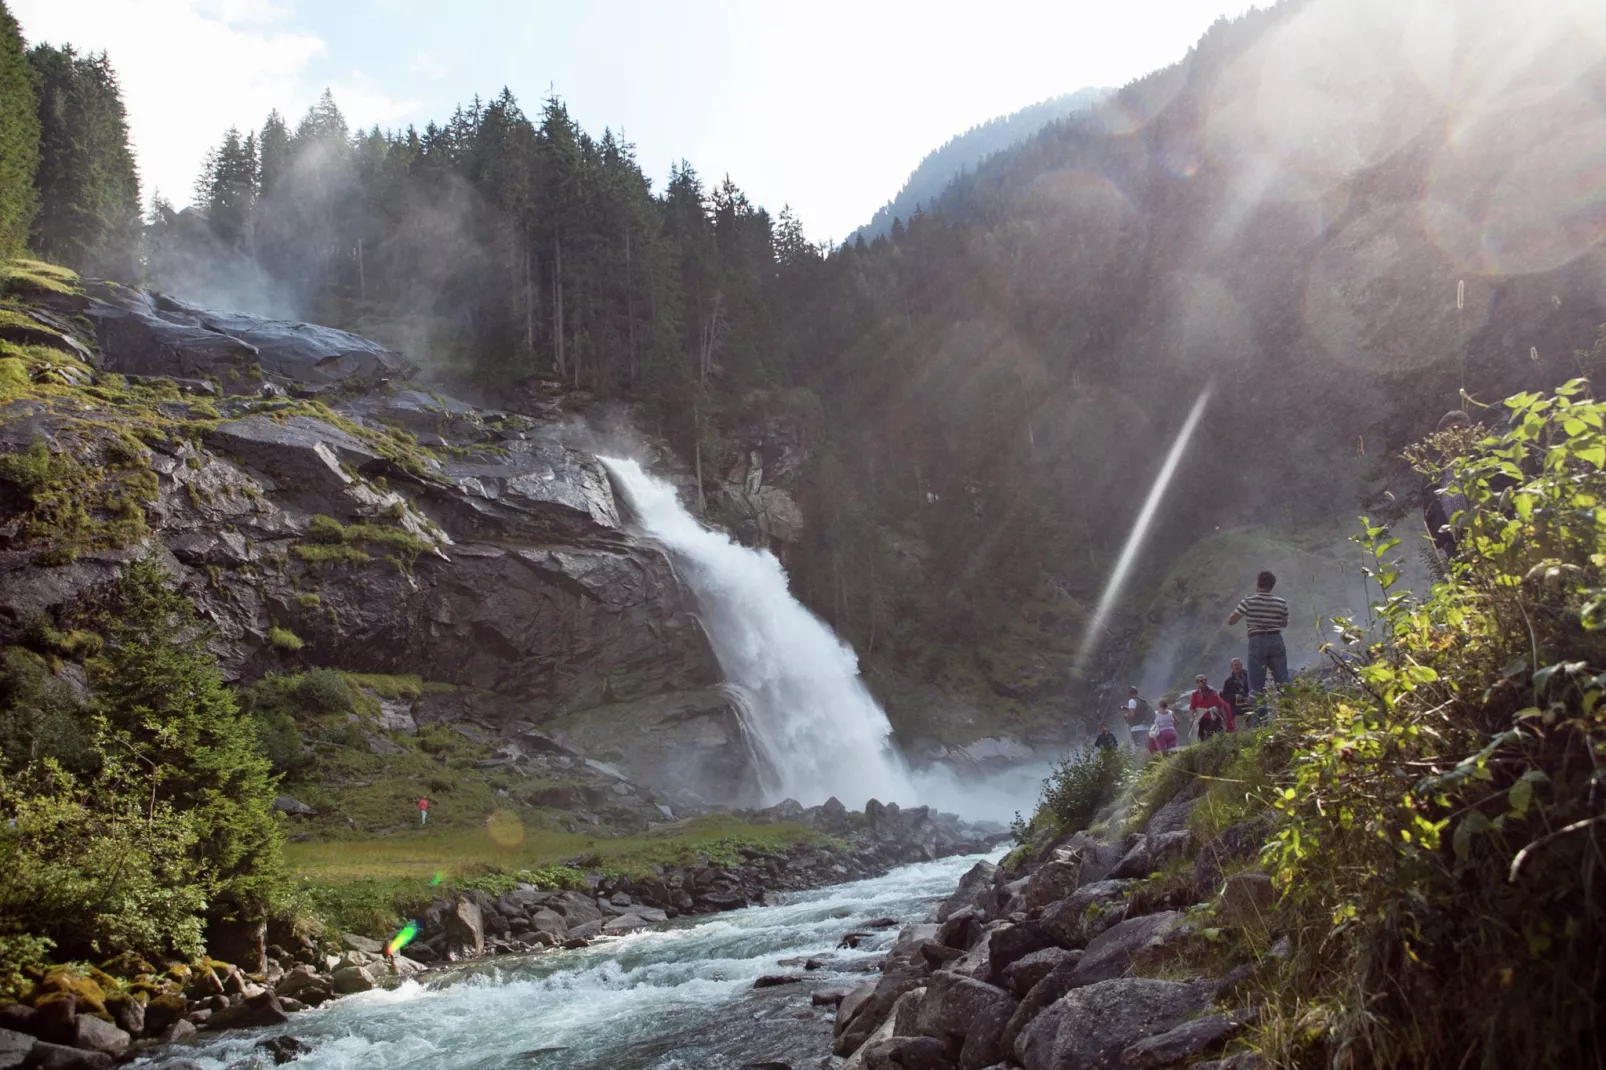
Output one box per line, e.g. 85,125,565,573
136,852,993,1070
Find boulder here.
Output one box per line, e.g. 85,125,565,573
566,919,603,940
936,908,984,951
1072,911,1186,986
859,1036,956,1070
1148,830,1194,868
753,976,803,989
1015,978,1213,1070
102,994,142,1039
602,914,649,934
68,1014,127,1055
18,1040,113,1069
834,924,938,1057
207,991,291,1031
553,891,604,926
1146,791,1201,835
0,1027,33,1069
1039,879,1133,949
1022,858,1081,910
1218,873,1275,927
273,795,317,817
986,922,1055,979
141,994,188,1035
999,948,1080,999
841,988,927,1070
936,861,999,922
1119,1012,1245,1068
526,908,568,937
1193,819,1269,901
447,897,485,956
998,956,1084,1059
331,966,377,994
257,1034,316,1065
341,933,385,955
911,970,1019,1070
1109,837,1154,880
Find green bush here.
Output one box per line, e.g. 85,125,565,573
82,557,284,916
0,757,208,967
1021,745,1129,839
267,626,304,652
1255,382,1606,1069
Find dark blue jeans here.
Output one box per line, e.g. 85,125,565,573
1247,633,1289,710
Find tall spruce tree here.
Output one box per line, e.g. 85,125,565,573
27,44,139,278
0,0,38,258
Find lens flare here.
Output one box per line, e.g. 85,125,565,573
485,810,525,849
1072,387,1213,678
386,920,419,956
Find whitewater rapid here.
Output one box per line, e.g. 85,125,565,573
600,457,915,808
135,853,994,1070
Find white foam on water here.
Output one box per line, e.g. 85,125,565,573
137,853,996,1070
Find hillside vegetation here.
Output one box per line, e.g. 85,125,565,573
1008,382,1606,1067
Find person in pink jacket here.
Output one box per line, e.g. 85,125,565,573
1189,674,1236,738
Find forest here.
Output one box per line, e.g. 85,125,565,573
6,0,1606,744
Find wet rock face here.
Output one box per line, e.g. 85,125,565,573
87,289,416,392
1,285,737,797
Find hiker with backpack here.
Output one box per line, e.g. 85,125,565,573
1123,686,1152,752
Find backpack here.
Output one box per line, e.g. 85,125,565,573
1123,697,1150,727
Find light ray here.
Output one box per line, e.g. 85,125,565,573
1072,386,1214,678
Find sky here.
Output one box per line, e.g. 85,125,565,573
12,0,1260,244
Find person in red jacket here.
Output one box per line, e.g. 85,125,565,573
1189,674,1236,738
418,796,429,826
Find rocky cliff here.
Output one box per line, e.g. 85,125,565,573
0,274,761,808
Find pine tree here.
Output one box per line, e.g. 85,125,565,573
0,0,38,258
27,45,140,278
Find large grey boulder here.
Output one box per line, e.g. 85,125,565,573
936,861,999,922
1119,1012,1245,1068
911,970,1019,1070
446,896,485,957
68,1015,128,1055
206,990,290,1031
999,947,1080,999
999,955,1084,1058
0,1027,32,1069
1218,872,1275,927
834,924,938,1057
1016,978,1213,1070
1022,857,1082,910
986,921,1056,978
1039,880,1134,949
1072,911,1186,987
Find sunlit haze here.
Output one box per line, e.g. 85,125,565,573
12,0,1261,242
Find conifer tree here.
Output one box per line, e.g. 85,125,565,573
0,0,38,258
27,45,139,278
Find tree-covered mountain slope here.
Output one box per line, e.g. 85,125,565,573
852,86,1111,242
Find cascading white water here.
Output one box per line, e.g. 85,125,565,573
599,456,915,808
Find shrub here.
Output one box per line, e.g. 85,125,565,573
1024,745,1128,838
306,514,346,543
1255,382,1606,1069
267,627,304,652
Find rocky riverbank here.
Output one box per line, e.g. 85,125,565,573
824,765,1270,1070
0,798,1006,1068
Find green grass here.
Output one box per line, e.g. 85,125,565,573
267,626,305,652
340,672,425,700
0,259,81,299
285,816,831,934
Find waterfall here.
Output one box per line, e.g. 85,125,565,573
599,457,914,808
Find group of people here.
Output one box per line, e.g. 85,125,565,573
1093,569,1291,757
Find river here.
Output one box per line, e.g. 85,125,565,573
137,852,995,1070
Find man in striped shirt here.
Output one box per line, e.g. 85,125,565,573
1226,570,1289,707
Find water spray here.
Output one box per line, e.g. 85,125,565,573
1072,386,1214,678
